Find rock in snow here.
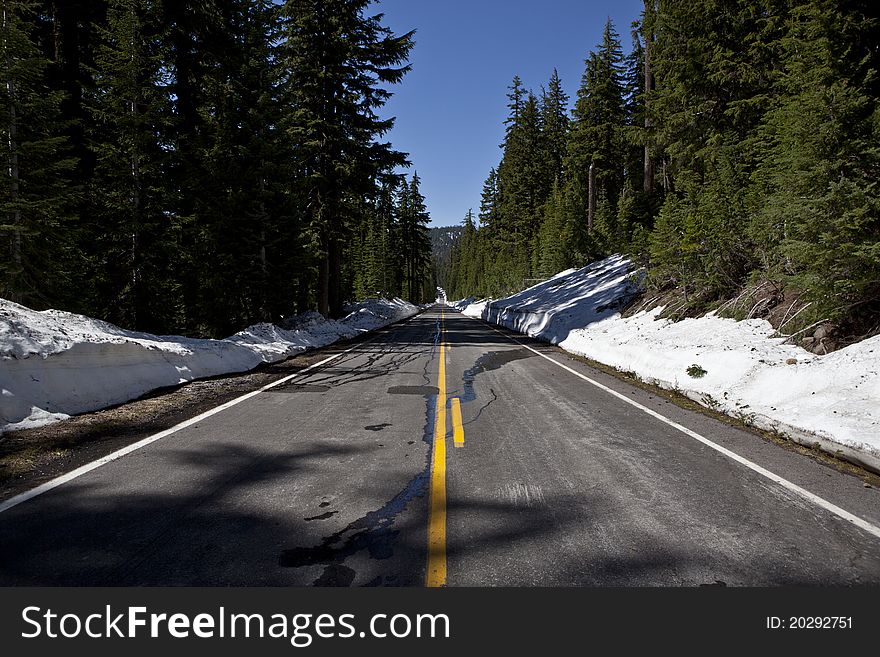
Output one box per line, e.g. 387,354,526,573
454,255,880,472
0,297,418,433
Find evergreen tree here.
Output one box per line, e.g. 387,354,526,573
478,167,500,230
279,0,413,317
752,0,880,326
396,172,431,302
541,68,569,184
449,208,481,299
537,181,571,278
180,0,301,336
622,20,646,196
495,81,547,289
0,0,76,306
86,0,177,332
645,0,785,302
566,18,627,245
377,175,404,297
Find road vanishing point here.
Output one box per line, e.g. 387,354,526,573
1,306,879,586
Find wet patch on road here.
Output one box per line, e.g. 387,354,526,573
461,348,533,404
278,318,443,586
364,423,392,431
304,510,339,521
314,564,356,586
387,385,438,395
278,463,428,584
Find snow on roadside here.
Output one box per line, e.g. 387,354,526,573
448,297,489,317
0,297,418,433
460,255,880,471
461,301,488,318
448,297,474,311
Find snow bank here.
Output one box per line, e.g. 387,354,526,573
461,300,488,318
448,297,476,311
482,256,641,341
448,296,489,316
0,297,418,433
460,255,880,471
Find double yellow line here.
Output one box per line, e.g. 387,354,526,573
426,308,465,587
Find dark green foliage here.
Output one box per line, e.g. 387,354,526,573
429,224,463,291
751,0,880,326
9,0,880,337
396,172,432,303
447,0,879,336
279,0,413,318
536,181,572,278
0,0,77,306
348,172,431,304
4,0,417,337
446,209,483,300
179,0,302,336
541,68,569,183
568,19,627,212
85,0,178,333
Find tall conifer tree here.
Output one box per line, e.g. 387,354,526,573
0,0,76,305
279,0,413,317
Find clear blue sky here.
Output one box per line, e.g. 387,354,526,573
375,0,646,227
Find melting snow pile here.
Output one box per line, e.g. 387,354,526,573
448,297,475,311
458,255,880,470
0,297,418,433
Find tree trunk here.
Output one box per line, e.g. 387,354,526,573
587,161,596,233
643,6,655,195
129,7,142,329
328,237,343,318
318,247,330,317
4,4,22,302
258,156,268,320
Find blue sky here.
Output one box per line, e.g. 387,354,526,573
375,0,646,227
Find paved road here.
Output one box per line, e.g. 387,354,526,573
1,306,878,585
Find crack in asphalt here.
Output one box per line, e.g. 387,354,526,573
459,348,533,425
277,316,442,586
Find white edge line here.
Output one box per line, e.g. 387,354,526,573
0,324,398,516
461,311,880,541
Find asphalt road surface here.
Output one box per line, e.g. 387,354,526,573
1,306,878,586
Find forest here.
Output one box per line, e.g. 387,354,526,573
444,0,880,340
0,0,433,338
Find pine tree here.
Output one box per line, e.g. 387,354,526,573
396,172,431,302
478,167,500,230
622,20,645,196
541,68,569,184
643,0,786,303
537,180,570,278
566,19,627,253
495,80,548,288
450,208,481,298
1,0,76,305
279,0,413,318
177,0,303,336
86,0,177,332
752,0,880,327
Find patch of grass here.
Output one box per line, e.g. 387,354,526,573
0,447,40,482
700,393,721,411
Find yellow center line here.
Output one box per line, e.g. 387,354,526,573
426,308,447,587
451,398,464,448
